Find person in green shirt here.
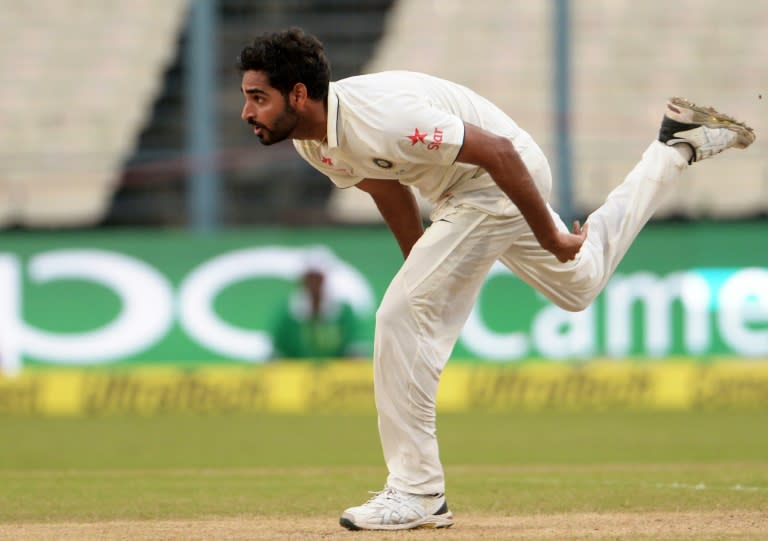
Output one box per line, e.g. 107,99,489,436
271,267,366,361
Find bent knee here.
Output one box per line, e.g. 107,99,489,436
552,290,597,312
376,289,410,329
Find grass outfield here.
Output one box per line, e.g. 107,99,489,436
0,410,767,540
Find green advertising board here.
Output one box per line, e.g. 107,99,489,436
0,221,766,373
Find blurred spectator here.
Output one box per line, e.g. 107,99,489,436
271,267,367,361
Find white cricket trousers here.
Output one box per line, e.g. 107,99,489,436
374,141,690,495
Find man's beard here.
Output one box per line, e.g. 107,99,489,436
250,99,299,146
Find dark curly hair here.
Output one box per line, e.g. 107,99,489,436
237,27,331,101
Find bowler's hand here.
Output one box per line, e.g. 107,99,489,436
546,221,589,263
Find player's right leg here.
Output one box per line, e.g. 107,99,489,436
501,98,755,311
498,140,690,312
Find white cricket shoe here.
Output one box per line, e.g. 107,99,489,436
339,486,454,530
658,97,755,163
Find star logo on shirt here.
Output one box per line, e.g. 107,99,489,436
321,156,334,166
406,128,427,146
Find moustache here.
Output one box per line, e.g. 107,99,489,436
247,119,267,130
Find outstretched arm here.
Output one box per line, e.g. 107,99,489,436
456,123,587,262
355,178,424,259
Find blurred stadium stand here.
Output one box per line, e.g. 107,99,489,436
0,0,765,228
108,0,395,227
335,0,768,222
570,0,768,219
0,0,187,228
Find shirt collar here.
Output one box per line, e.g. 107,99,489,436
326,82,340,149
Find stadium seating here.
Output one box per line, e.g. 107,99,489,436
0,0,188,227
330,0,767,221
110,0,396,227
2,1,764,228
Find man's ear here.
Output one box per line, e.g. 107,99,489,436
290,83,309,108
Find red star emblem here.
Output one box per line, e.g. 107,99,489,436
321,156,333,166
407,128,427,145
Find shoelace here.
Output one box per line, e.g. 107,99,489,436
364,487,398,505
701,128,737,157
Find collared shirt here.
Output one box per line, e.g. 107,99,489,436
293,70,541,216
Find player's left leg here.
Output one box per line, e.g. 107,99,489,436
340,205,528,530
374,207,504,493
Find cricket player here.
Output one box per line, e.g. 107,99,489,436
237,28,755,531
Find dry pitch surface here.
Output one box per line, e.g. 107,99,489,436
2,511,767,541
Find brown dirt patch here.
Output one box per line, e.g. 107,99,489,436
1,510,766,541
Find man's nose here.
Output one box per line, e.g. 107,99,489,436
241,103,253,122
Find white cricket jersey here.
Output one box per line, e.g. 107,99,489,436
293,71,542,216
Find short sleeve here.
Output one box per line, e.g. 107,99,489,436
321,170,364,189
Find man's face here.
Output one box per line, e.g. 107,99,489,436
240,70,298,145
